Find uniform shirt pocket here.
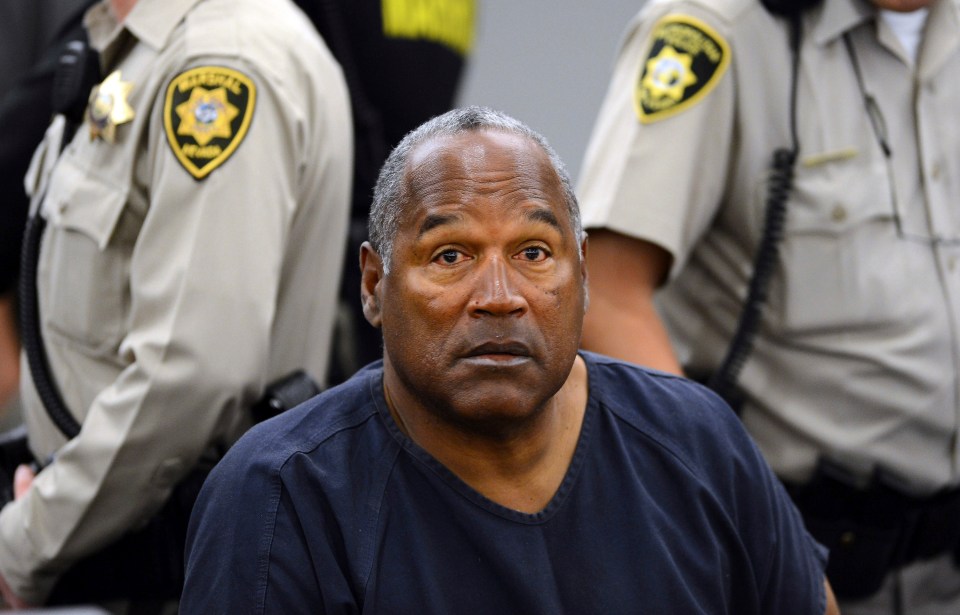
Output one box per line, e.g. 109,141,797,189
39,156,132,354
773,154,906,335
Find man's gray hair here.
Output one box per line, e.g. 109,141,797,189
368,106,584,274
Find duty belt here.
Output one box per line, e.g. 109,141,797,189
785,459,960,600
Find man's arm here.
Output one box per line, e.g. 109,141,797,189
0,294,19,410
825,579,841,615
581,229,682,374
576,4,736,373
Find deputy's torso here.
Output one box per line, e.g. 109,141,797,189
579,0,960,491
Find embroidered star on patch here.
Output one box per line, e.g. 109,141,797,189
163,66,256,180
634,15,730,124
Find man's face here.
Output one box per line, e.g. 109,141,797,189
368,129,587,430
870,0,933,11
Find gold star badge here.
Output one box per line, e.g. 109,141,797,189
87,70,135,142
163,66,256,180
634,15,730,124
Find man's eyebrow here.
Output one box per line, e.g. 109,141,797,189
416,207,563,238
526,207,563,232
417,212,462,238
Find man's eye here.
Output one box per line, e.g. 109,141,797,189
517,247,548,262
435,249,463,265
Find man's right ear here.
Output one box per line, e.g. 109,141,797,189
359,242,384,328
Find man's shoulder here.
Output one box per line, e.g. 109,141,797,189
584,351,720,412
583,352,751,473
215,364,386,482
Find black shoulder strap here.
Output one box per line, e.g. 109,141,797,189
760,0,823,16
19,28,101,441
706,10,804,409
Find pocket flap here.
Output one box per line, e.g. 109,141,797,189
42,156,129,250
786,155,894,235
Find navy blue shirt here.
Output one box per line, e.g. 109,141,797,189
182,353,827,614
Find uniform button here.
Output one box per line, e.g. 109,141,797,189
948,256,957,272
57,201,68,215
932,163,942,181
831,204,847,223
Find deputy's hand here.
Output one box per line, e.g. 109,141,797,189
0,569,29,610
0,466,35,609
13,464,34,501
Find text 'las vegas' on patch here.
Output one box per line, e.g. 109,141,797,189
164,66,256,180
634,15,730,124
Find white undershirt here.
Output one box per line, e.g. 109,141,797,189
879,8,929,64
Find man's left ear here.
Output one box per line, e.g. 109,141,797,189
360,242,385,328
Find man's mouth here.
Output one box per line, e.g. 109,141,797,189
463,341,532,365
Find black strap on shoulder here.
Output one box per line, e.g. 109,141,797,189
19,32,101,440
706,9,804,409
760,0,822,16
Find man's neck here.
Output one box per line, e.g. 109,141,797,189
385,355,589,514
110,0,137,22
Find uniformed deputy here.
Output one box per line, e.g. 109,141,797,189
578,0,960,613
0,0,352,606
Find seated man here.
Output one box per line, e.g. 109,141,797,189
181,106,839,614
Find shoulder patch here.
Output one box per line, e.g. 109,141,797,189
163,66,256,180
634,15,730,124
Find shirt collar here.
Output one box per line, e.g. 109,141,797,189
84,0,123,53
124,0,205,50
85,0,205,53
809,0,874,46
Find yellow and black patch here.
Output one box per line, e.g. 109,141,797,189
163,66,256,180
634,15,730,124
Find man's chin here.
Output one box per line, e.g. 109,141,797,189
435,377,559,428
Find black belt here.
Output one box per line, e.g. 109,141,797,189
785,459,960,600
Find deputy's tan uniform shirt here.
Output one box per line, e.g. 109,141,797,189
580,0,960,492
0,0,352,602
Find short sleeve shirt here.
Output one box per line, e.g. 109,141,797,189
578,0,960,490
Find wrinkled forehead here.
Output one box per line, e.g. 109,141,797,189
398,129,569,227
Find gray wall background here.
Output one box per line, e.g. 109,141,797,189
457,1,645,180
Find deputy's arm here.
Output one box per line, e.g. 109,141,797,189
0,52,348,602
581,229,682,374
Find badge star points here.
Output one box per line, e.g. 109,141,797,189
87,70,135,142
643,46,698,102
175,87,239,146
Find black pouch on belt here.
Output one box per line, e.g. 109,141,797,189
786,459,960,601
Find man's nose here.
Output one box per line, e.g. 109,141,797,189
469,256,527,317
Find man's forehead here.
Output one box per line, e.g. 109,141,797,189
398,131,569,235
405,129,549,179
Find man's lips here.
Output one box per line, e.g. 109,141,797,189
462,341,532,362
